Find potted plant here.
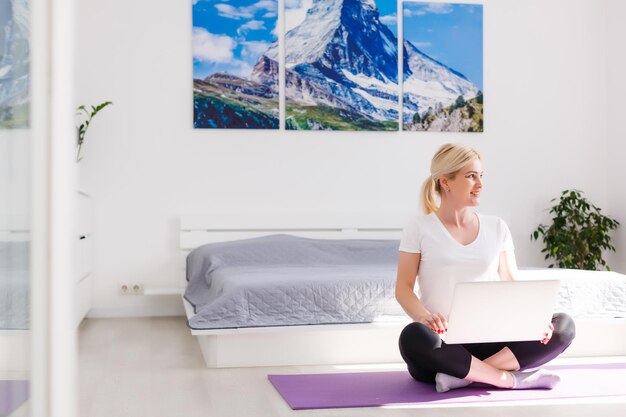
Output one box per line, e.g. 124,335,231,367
76,101,113,162
531,189,620,270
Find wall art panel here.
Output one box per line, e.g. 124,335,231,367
282,0,399,131
403,2,483,132
192,0,279,129
0,0,30,129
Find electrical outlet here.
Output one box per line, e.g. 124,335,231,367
131,283,144,295
119,283,144,295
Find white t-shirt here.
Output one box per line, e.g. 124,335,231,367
399,212,515,317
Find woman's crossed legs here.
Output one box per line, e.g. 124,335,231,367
398,313,576,392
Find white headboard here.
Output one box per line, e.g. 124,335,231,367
179,212,408,250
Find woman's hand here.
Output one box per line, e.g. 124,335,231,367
419,313,448,334
541,323,554,344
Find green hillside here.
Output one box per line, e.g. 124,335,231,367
286,103,397,131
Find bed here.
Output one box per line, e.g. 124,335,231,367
0,235,30,372
180,214,626,368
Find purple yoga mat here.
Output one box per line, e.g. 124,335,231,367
0,380,29,417
268,363,626,410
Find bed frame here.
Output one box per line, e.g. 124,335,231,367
180,214,626,368
0,330,29,372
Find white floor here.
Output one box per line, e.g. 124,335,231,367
78,317,626,417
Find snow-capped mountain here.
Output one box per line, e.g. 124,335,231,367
402,40,480,121
266,0,397,82
250,55,278,89
263,0,399,123
251,0,480,128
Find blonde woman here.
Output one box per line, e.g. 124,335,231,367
395,143,575,393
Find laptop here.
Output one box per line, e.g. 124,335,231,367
444,280,561,344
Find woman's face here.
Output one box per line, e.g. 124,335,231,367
442,158,484,207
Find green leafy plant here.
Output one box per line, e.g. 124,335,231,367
531,189,620,270
76,101,113,162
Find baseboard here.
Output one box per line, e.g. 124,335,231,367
87,302,185,319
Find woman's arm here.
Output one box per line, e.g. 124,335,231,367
395,251,447,332
498,250,519,281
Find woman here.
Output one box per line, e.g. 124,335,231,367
395,143,575,393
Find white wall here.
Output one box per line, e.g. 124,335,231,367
606,0,626,273
74,0,615,317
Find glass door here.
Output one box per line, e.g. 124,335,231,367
1,1,35,415
1,0,76,416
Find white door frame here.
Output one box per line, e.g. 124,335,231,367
30,0,77,416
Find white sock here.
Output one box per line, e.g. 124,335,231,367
435,373,472,393
511,369,561,390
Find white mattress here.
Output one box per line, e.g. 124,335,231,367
518,268,626,319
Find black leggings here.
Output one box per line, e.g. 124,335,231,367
398,313,576,383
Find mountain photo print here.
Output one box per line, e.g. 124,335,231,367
0,0,30,129
192,0,279,129
281,0,399,131
403,2,483,132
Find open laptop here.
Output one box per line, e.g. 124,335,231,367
444,280,561,344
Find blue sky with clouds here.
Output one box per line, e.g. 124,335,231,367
193,0,278,79
376,0,398,36
404,2,483,90
192,0,482,88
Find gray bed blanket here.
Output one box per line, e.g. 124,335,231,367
184,234,404,329
0,241,30,330
184,235,626,330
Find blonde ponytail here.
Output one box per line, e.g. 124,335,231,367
419,143,481,215
421,176,439,215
